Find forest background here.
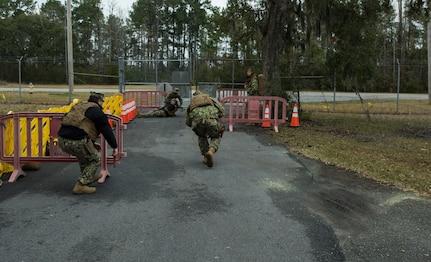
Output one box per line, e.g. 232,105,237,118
0,0,429,96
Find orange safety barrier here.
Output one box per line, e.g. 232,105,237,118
124,99,136,123
121,101,128,124
0,112,127,183
125,99,132,123
130,100,137,119
220,96,288,133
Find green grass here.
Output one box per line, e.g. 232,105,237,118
272,105,431,197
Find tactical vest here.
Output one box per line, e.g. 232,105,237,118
189,94,214,111
61,102,99,140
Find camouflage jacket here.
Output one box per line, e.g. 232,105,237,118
165,91,183,106
185,95,225,127
245,74,258,95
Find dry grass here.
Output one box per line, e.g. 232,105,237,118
0,85,120,115
272,100,431,197
0,92,88,115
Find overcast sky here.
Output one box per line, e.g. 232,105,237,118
101,0,227,14
35,0,228,15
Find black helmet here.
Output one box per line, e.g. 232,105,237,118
88,92,104,103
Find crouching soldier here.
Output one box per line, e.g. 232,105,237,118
58,92,118,194
186,91,225,167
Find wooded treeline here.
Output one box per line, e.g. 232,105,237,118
0,0,429,94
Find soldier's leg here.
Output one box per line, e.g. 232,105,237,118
203,121,222,167
208,121,222,152
198,136,209,155
75,151,101,185
58,137,99,194
154,110,167,117
139,109,160,117
192,123,208,155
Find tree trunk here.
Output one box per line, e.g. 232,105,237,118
261,0,289,95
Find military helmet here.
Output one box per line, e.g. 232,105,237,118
193,90,202,96
89,91,105,102
174,88,180,92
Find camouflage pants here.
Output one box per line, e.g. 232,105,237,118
142,109,167,117
192,118,222,155
58,136,101,185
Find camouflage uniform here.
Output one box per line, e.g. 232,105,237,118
58,92,118,194
139,100,178,117
186,92,225,160
245,69,259,96
244,69,260,124
165,88,183,107
58,137,100,184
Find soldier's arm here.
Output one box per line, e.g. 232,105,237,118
251,78,259,94
185,108,192,127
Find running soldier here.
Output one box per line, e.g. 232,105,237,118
186,91,225,167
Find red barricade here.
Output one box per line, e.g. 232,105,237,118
220,96,288,133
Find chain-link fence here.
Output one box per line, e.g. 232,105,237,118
0,57,428,95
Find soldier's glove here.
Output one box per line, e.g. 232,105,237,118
219,125,225,138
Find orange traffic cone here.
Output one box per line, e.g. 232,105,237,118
262,103,271,128
290,103,300,127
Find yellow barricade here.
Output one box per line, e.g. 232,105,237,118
0,94,123,179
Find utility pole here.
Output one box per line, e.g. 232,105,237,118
428,9,431,104
18,56,23,103
66,0,74,97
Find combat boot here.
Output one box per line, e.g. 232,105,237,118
204,147,216,167
73,182,96,194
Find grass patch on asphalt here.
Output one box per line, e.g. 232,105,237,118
273,102,431,197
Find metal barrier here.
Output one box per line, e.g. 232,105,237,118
220,96,288,132
217,88,247,101
0,112,127,183
123,90,167,109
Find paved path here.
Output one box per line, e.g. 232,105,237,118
1,110,430,261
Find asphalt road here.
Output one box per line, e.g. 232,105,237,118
1,109,431,261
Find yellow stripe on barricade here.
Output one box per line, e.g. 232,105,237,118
0,95,126,181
